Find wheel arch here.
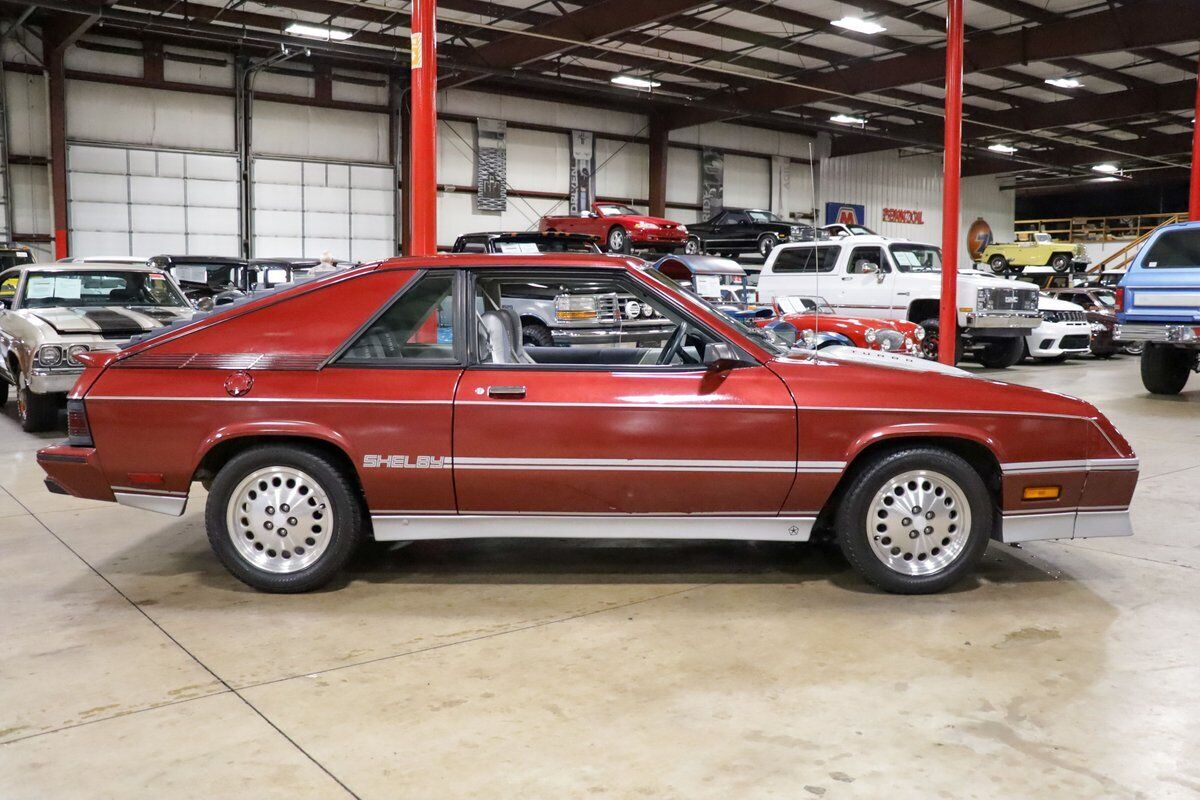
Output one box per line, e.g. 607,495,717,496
193,424,360,492
815,430,1003,531
907,299,939,324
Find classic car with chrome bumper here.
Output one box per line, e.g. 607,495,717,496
1114,323,1200,343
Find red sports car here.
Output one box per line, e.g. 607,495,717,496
541,202,688,254
38,254,1138,595
755,296,927,357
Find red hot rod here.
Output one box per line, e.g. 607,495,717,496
38,254,1137,594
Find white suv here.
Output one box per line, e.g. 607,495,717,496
1025,293,1091,362
756,235,1040,368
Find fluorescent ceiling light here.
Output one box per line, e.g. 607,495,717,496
830,113,867,125
987,143,1018,154
1092,176,1121,183
1092,163,1120,174
831,16,886,35
1045,77,1083,89
611,74,661,90
284,22,353,41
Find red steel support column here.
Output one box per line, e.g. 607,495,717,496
1190,52,1200,221
408,0,438,255
938,0,964,365
46,35,70,261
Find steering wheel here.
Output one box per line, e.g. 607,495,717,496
657,321,690,365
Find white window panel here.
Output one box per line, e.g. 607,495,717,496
304,210,350,238
305,186,350,214
254,209,302,237
253,183,303,212
351,188,393,215
68,144,240,258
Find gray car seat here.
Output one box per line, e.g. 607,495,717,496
497,308,536,364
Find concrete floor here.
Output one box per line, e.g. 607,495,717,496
0,355,1197,799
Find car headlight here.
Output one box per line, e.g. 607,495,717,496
677,225,687,234
67,344,90,366
976,288,993,310
914,326,926,341
624,300,641,319
801,328,816,348
880,338,893,351
641,304,655,318
634,221,659,230
36,344,64,368
864,328,878,343
555,294,598,321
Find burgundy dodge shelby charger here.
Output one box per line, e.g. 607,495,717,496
39,254,1138,594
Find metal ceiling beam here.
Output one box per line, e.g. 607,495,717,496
667,0,1200,130
963,132,1192,176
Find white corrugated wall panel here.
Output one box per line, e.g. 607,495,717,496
252,100,389,164
723,154,771,209
67,82,235,152
5,71,48,158
819,150,1015,265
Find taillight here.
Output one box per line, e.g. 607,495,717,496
66,398,93,447
1114,286,1125,310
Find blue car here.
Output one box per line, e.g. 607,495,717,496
1115,221,1200,394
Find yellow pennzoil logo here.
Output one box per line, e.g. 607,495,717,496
363,455,450,469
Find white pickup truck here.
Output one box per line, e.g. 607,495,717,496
756,235,1041,367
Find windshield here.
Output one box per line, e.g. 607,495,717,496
494,238,600,254
847,225,874,235
20,270,188,309
1093,291,1116,307
778,295,835,315
171,264,245,289
747,210,782,224
643,268,790,356
889,244,942,273
596,203,638,217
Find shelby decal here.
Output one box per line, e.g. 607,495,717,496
363,455,451,469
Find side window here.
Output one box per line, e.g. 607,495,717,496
848,246,886,273
771,245,841,274
339,272,458,364
474,272,717,367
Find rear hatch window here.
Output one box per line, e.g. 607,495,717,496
1143,229,1200,268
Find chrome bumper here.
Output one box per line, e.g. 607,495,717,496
28,369,83,395
1114,323,1200,344
999,509,1132,544
965,312,1040,330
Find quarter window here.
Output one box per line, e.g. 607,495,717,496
771,245,841,274
1142,229,1200,268
340,272,458,364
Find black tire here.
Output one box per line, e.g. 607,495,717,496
1140,343,1194,395
522,323,555,348
836,447,993,594
0,379,8,406
1122,342,1145,356
205,444,364,592
17,373,57,433
757,234,777,259
976,337,1024,369
917,317,962,365
1049,253,1072,273
607,226,631,254
988,255,1008,275
683,237,702,255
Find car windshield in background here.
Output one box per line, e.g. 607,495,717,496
596,204,638,216
890,244,942,273
1094,292,1116,307
1142,229,1200,268
643,268,791,356
847,225,874,235
21,271,188,309
493,238,598,254
748,210,783,223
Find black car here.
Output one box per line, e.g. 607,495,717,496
451,231,603,254
683,208,820,259
0,242,35,270
149,255,263,308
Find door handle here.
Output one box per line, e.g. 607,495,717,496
840,276,854,281
487,385,526,399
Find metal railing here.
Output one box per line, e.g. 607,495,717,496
1015,212,1180,243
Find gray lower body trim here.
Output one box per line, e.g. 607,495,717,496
999,509,1132,544
114,490,188,517
371,514,816,542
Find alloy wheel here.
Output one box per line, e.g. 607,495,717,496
866,469,971,576
226,466,334,573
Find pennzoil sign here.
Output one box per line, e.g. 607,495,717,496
882,207,924,225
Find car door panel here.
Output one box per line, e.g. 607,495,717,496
452,366,797,515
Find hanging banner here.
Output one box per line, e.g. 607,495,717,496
701,148,724,220
475,118,507,213
824,202,866,226
568,130,595,215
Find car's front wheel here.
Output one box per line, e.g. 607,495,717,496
975,337,1024,368
206,445,364,592
17,373,57,432
917,318,962,365
836,447,993,594
522,322,555,348
0,378,8,406
607,226,630,254
1049,253,1072,273
757,234,777,259
683,236,702,255
988,255,1008,274
1140,343,1195,395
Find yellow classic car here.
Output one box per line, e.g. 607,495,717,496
979,232,1088,274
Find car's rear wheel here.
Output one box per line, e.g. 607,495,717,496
836,447,992,594
975,337,1024,368
1140,343,1194,395
683,236,702,255
1122,342,1145,356
206,445,364,592
17,373,57,432
757,234,777,259
1049,253,1072,273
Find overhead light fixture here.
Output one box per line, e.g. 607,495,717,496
284,22,354,41
830,113,867,126
831,16,887,35
1045,77,1083,89
611,74,661,90
1092,163,1120,174
987,143,1018,154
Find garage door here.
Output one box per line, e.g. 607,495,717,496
67,144,240,258
252,158,394,263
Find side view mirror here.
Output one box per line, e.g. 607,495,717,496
767,320,798,346
704,342,748,370
195,297,215,313
860,262,880,274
